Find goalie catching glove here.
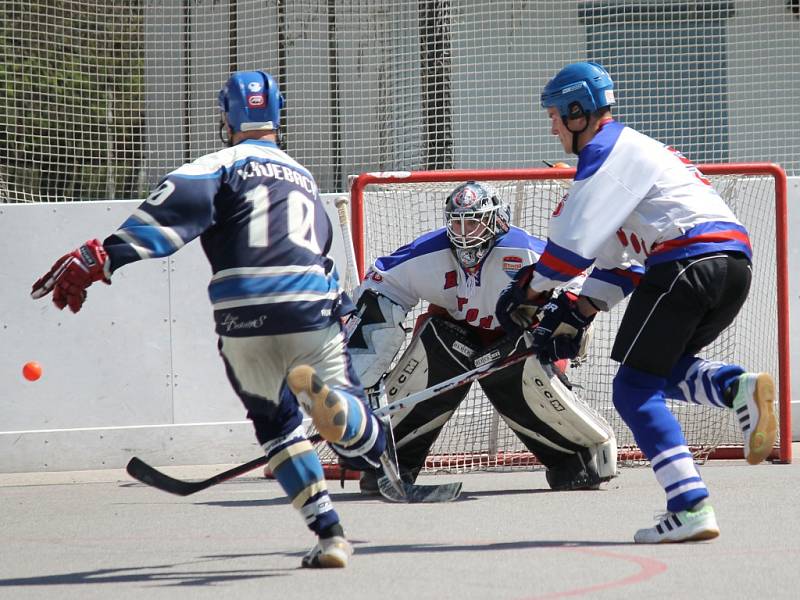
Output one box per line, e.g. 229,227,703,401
31,239,111,313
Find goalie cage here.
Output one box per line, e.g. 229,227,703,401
316,163,791,476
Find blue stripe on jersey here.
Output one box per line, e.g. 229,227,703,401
536,238,594,281
495,227,546,254
587,265,644,296
374,228,452,271
170,171,224,180
575,120,626,181
209,271,334,303
646,221,752,266
116,217,180,257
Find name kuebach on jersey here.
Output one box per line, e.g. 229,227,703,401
101,140,349,336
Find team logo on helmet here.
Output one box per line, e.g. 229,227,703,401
247,81,263,92
451,186,480,209
247,94,265,107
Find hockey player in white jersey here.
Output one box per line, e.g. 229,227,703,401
30,70,388,568
347,181,618,494
496,62,777,543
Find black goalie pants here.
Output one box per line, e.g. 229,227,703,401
391,318,592,481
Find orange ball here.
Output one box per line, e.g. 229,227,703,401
23,361,42,381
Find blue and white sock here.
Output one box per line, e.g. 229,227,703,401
263,424,339,535
666,356,744,408
614,365,709,512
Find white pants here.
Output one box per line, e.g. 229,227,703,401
219,322,357,405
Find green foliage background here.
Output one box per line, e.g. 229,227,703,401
1,1,144,202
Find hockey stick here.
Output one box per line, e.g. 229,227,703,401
126,454,273,497
333,195,360,294
126,428,462,502
126,337,534,499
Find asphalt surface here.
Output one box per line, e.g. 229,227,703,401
1,447,799,600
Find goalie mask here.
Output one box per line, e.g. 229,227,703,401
444,182,510,268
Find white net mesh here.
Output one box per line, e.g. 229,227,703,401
337,167,785,472
2,1,799,203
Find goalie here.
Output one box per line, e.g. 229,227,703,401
346,181,618,494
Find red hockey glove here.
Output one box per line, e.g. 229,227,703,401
31,239,111,313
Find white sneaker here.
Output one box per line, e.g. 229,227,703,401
634,504,720,543
731,372,777,465
301,535,353,568
287,365,348,443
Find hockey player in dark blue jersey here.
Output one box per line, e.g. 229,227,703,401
30,70,387,568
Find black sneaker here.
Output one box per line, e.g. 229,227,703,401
359,470,380,496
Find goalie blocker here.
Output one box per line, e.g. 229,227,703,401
348,291,617,491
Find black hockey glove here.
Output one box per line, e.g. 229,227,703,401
531,291,594,363
495,265,547,334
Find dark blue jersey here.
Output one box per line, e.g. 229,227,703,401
103,140,350,336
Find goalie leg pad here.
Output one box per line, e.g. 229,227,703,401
381,316,481,478
481,355,618,485
544,438,618,490
521,357,616,448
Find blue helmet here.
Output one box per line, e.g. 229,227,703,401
218,71,284,134
540,62,615,119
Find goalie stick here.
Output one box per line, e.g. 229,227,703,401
126,336,536,501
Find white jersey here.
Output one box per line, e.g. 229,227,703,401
532,120,752,308
355,226,545,332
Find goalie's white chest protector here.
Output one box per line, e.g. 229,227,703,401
359,227,544,331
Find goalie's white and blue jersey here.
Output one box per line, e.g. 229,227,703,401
103,140,350,337
531,119,751,308
357,226,546,332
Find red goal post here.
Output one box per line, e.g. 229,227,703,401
348,163,791,467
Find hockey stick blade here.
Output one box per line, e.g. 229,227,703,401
126,455,267,496
377,475,462,503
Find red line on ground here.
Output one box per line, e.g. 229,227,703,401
522,547,668,600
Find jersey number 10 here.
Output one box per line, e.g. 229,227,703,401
244,184,321,253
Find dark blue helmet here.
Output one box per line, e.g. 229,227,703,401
541,62,615,119
218,71,284,134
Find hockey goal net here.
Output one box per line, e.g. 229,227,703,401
339,163,791,472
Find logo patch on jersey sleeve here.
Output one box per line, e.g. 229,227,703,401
502,256,523,277
443,270,458,289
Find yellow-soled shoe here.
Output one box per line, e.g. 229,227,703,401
287,365,347,443
301,535,353,568
732,372,777,465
